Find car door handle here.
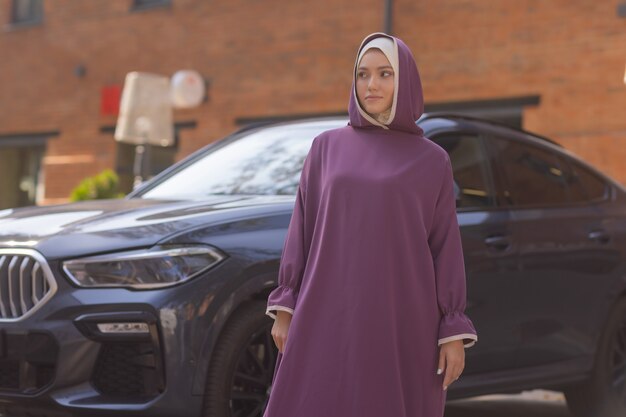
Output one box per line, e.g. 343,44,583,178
484,235,510,251
588,229,610,244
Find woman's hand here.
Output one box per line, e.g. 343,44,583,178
437,339,465,391
271,310,293,353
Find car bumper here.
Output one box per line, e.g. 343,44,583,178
0,258,215,417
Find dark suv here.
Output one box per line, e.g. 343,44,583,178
0,113,625,417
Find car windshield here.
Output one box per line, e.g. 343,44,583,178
136,121,344,199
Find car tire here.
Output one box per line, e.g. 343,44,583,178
564,296,626,417
202,300,278,417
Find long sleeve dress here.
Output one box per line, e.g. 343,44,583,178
263,32,478,417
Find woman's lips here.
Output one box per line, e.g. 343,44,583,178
365,96,382,100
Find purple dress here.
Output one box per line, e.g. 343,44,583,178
263,32,478,417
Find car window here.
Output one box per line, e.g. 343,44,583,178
488,136,569,207
560,158,609,203
432,133,495,210
138,125,335,199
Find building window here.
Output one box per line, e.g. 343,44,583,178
0,131,55,209
131,0,171,11
10,0,43,26
424,95,541,129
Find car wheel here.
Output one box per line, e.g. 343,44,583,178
202,300,278,417
564,296,626,417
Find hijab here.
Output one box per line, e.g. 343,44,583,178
348,32,425,136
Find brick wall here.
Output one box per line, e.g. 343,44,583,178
0,0,625,203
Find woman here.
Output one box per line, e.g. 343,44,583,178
263,32,478,417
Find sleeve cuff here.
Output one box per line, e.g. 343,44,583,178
438,310,478,349
265,305,295,320
267,285,297,308
438,333,478,349
266,285,298,320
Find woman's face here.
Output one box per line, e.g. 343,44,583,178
356,48,394,116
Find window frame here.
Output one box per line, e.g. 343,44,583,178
7,0,43,28
130,0,172,12
0,130,56,208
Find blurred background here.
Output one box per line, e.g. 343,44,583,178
0,0,625,209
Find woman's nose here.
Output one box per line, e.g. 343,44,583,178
368,76,379,89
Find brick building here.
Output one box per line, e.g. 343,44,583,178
0,0,625,208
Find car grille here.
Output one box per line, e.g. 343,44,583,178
0,332,58,394
0,249,57,321
0,360,19,390
92,341,162,397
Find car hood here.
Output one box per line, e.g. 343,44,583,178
0,196,293,259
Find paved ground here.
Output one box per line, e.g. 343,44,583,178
0,390,572,417
446,389,571,417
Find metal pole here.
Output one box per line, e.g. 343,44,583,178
132,143,145,189
384,0,393,35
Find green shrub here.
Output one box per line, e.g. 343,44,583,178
69,169,126,201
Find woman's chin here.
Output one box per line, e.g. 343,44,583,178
365,106,384,115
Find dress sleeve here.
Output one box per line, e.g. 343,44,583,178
266,138,317,320
428,153,478,349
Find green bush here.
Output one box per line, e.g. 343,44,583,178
69,169,126,201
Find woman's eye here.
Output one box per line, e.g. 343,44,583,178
382,71,394,77
357,72,367,78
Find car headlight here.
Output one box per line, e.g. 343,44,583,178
62,244,227,289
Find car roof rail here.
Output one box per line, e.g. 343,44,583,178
419,111,563,148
